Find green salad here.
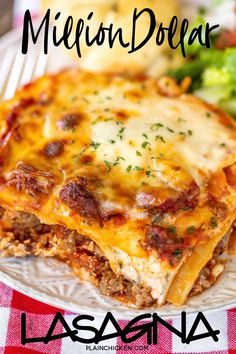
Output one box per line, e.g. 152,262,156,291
169,14,236,117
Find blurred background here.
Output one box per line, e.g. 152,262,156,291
0,0,14,36
0,0,39,36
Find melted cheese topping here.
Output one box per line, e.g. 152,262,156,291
91,94,236,175
0,69,236,304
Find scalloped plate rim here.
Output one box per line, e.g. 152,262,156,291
0,256,235,319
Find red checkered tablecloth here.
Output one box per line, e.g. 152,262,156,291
0,281,236,354
0,1,235,353
0,283,236,354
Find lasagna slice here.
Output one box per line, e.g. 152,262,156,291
0,70,236,308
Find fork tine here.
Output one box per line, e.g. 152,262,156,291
0,47,17,99
20,53,37,87
33,52,48,79
0,46,48,101
4,50,26,100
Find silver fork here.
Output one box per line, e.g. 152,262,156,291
0,46,48,101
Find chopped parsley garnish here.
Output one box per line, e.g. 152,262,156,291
187,225,196,234
145,166,160,177
142,141,151,149
136,151,142,156
168,226,177,234
126,165,132,172
177,117,186,123
109,140,116,144
150,123,164,131
179,132,186,139
142,133,149,139
104,117,114,122
90,141,101,150
133,166,144,171
104,157,126,171
220,143,226,147
145,167,155,177
151,152,164,160
117,127,125,140
209,217,218,229
206,112,212,118
112,161,119,167
167,127,174,133
178,130,193,138
172,249,182,256
113,156,125,166
72,147,87,163
104,160,112,172
92,118,100,125
155,135,166,143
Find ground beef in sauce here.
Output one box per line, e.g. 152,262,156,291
0,208,154,308
0,207,228,307
189,238,226,297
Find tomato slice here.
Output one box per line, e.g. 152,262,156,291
216,27,236,49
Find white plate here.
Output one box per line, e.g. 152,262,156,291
0,2,236,319
0,254,236,319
